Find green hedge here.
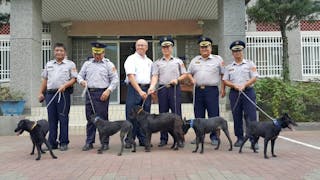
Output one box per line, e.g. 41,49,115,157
254,78,320,122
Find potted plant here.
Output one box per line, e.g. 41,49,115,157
0,87,25,116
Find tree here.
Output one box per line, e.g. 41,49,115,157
247,0,320,82
0,13,10,29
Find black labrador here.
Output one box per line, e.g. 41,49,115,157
14,119,57,160
130,106,185,152
183,117,233,153
239,113,297,159
91,116,136,156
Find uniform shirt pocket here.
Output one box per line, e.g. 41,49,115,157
204,64,218,73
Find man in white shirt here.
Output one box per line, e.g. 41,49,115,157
124,39,153,148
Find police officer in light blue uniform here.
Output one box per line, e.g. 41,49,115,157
78,42,119,151
148,36,188,147
187,37,226,145
38,43,77,151
223,40,259,149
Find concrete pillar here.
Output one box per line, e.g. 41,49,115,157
10,0,42,113
287,26,302,81
217,0,246,64
50,22,72,58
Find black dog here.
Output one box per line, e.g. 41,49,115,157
239,113,297,159
130,106,184,152
91,116,136,156
14,119,57,160
183,117,233,153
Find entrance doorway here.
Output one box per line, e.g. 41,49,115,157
119,41,153,104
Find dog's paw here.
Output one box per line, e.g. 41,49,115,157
41,151,46,154
214,147,219,150
117,153,122,156
97,150,103,154
192,150,197,153
272,154,277,157
131,150,136,153
228,148,232,151
174,147,178,151
30,152,34,155
35,157,40,161
264,156,269,159
200,151,204,154
52,156,58,159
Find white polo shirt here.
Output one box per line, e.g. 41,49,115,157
124,52,153,84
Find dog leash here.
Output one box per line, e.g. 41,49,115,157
232,91,242,112
239,90,274,121
81,84,96,114
46,91,60,108
141,83,170,108
174,84,177,114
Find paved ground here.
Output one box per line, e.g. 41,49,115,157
0,129,319,180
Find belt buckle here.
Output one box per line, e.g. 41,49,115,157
200,85,205,89
165,84,171,88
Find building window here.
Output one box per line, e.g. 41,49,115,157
42,23,50,33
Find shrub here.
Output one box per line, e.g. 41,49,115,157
255,78,320,122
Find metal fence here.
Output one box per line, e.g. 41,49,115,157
0,35,51,82
0,36,10,82
246,32,283,77
301,34,320,77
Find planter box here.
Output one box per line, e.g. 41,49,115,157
0,100,26,116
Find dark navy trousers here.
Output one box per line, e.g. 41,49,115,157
125,84,151,145
45,90,71,148
194,86,219,141
229,88,257,140
158,85,182,143
85,89,110,145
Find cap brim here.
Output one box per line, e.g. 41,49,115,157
92,47,105,54
231,45,244,51
161,41,173,46
199,41,211,47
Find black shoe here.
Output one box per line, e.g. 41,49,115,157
178,142,184,148
101,144,109,151
234,139,244,147
251,143,259,150
43,146,58,151
60,144,68,151
158,141,167,147
140,143,153,147
82,144,93,151
211,139,219,146
125,143,132,149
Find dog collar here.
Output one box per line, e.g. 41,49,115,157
273,119,281,129
137,108,143,114
94,116,99,123
190,119,194,128
30,121,37,131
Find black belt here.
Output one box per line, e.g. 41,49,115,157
196,85,217,89
231,87,253,92
88,88,107,92
138,84,150,88
46,89,58,93
159,84,172,88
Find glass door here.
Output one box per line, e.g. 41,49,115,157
101,41,120,104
